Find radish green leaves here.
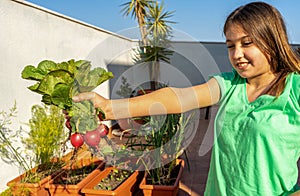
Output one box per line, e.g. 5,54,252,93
21,59,113,133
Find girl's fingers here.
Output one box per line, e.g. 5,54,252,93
72,92,96,102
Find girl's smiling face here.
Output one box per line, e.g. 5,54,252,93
225,24,273,81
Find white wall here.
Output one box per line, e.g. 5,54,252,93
0,0,137,191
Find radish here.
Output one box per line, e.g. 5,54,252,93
98,124,109,138
84,129,101,147
70,133,84,148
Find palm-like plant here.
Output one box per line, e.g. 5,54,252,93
144,2,175,89
146,1,174,43
121,0,175,90
120,0,154,46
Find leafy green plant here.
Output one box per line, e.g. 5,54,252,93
116,77,134,98
23,104,67,165
0,103,66,196
137,112,193,185
21,59,114,134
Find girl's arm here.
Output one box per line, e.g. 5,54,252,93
73,78,220,120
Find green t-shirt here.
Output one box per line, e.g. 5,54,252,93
204,71,300,196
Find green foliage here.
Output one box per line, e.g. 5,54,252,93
146,1,175,42
116,77,133,98
136,1,175,65
0,185,31,196
0,102,31,172
0,104,64,192
21,59,114,133
143,112,192,185
120,0,154,19
124,111,192,185
121,0,175,90
23,104,67,165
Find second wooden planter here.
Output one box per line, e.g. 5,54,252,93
81,166,143,196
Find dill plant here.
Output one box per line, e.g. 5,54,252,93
23,104,67,165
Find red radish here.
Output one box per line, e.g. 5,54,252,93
84,129,101,147
98,124,109,138
70,133,84,148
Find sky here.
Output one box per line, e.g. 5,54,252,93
25,0,300,44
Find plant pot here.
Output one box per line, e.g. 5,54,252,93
6,162,64,196
117,118,145,131
139,159,184,196
136,89,154,96
81,166,143,196
45,158,105,196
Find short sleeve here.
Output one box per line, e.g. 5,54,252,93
209,71,240,103
290,72,300,109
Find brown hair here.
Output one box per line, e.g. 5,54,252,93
223,1,300,96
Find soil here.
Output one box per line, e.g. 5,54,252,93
21,161,65,183
94,169,133,190
52,164,99,184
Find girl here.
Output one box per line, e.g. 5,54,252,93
73,2,300,195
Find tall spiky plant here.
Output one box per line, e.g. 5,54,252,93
143,1,175,89
120,0,155,46
121,0,175,90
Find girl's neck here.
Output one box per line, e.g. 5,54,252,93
246,71,277,89
246,72,280,102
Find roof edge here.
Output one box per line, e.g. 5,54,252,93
12,0,136,42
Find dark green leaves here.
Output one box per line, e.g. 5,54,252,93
21,59,114,133
21,65,47,81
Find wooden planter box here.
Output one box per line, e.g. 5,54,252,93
5,144,98,196
81,166,143,196
45,158,105,196
6,166,62,196
139,159,185,196
6,159,67,196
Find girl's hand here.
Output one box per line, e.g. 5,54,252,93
73,92,112,119
72,92,107,109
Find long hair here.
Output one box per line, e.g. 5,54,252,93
223,1,300,96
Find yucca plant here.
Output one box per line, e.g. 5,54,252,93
121,0,175,90
120,0,155,46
